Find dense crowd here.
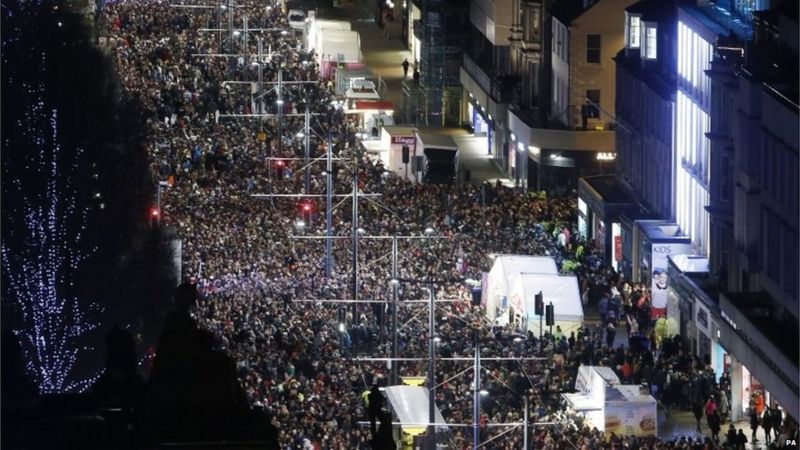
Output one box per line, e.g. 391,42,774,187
100,1,796,448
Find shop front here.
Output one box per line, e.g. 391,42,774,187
634,221,692,319
464,95,495,158
577,175,640,271
508,111,615,193
616,211,659,283
718,292,799,421
664,255,709,347
667,255,797,421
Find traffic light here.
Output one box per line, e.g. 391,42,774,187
275,160,285,178
401,145,410,164
150,207,160,219
301,202,312,221
545,303,554,326
534,291,544,316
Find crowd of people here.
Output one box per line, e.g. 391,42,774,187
100,0,796,448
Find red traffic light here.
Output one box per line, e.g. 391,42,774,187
302,203,312,212
150,207,160,218
275,160,285,167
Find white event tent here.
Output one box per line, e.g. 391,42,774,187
485,255,558,325
511,273,583,336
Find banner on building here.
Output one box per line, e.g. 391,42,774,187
650,242,693,319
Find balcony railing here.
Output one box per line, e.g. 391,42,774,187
462,53,513,103
697,3,753,40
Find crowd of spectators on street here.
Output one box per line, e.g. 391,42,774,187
100,0,796,448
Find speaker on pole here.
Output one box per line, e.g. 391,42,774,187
534,291,544,316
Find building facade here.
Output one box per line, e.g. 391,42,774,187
551,0,633,131
459,0,516,164
704,1,799,420
578,0,676,273
507,0,623,196
579,0,798,421
402,0,468,127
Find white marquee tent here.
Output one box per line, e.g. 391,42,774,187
509,273,583,335
485,255,558,325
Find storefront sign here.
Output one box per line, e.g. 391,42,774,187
596,152,617,161
614,236,623,261
649,242,693,319
391,136,416,145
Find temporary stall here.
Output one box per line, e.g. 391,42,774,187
377,126,417,182
485,255,558,325
335,65,387,104
510,273,583,336
414,132,459,184
306,19,351,51
314,29,361,57
316,33,362,79
563,366,657,436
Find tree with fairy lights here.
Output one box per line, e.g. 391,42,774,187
1,101,104,394
1,4,104,393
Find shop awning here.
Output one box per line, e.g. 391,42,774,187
353,100,394,110
578,176,646,225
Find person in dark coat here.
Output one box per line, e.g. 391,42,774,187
762,406,772,444
371,411,396,450
709,411,721,443
771,407,783,441
750,407,760,442
368,384,384,436
726,424,736,447
692,400,704,433
735,428,748,449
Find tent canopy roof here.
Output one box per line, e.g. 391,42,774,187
383,386,448,430
516,274,584,320
490,255,558,287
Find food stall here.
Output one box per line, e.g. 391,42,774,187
563,366,658,436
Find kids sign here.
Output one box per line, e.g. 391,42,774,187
649,242,693,319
